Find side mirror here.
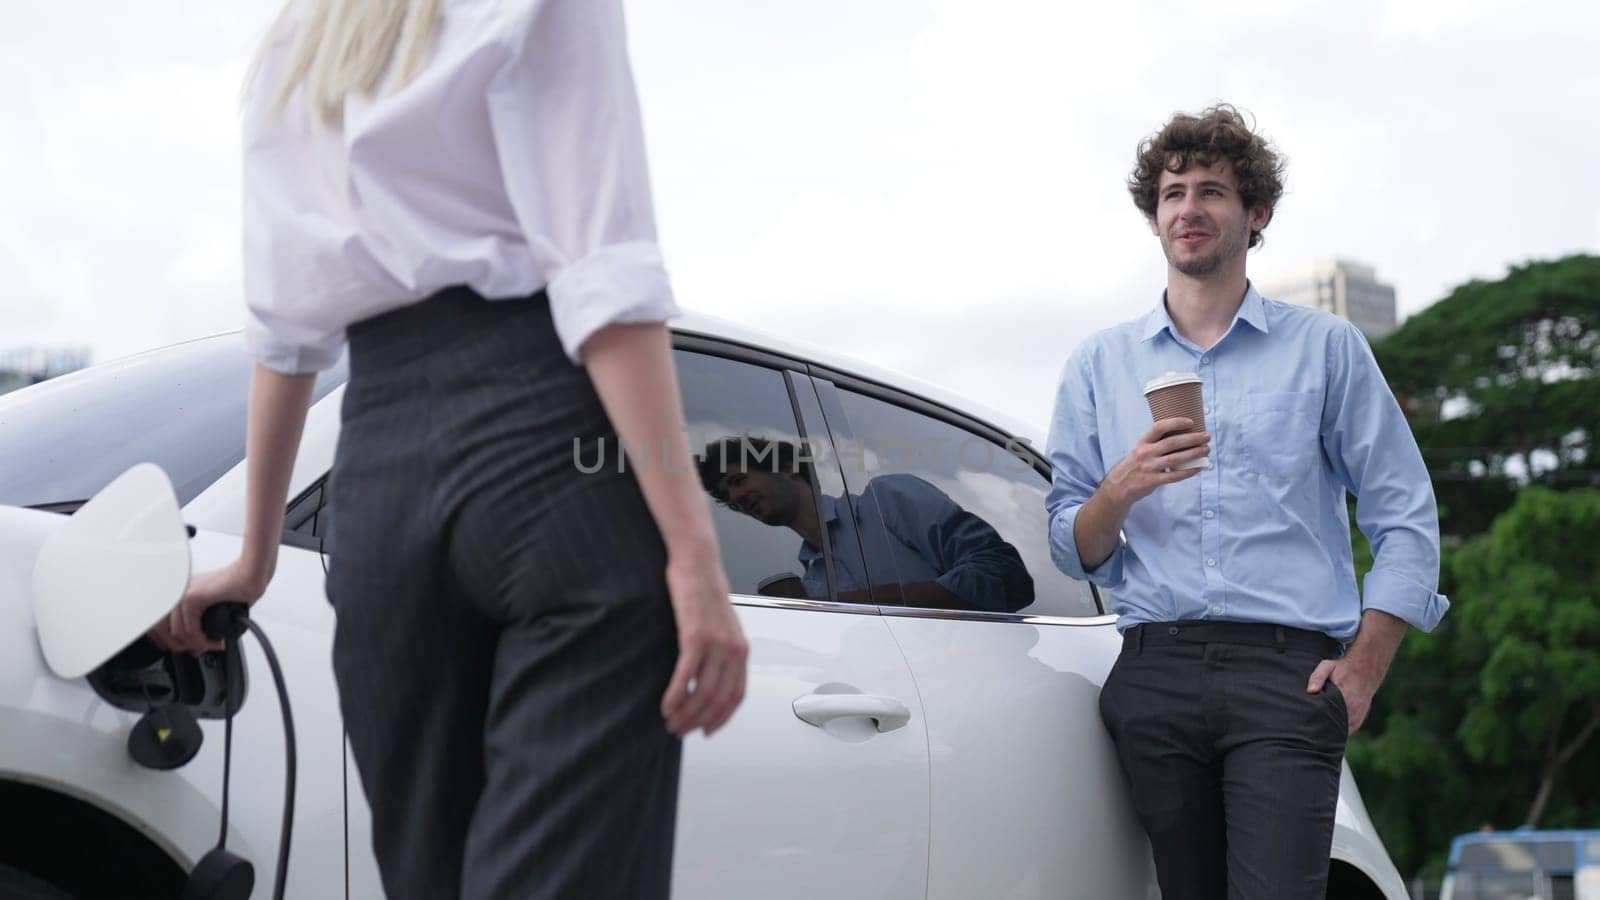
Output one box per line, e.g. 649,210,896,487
33,463,191,678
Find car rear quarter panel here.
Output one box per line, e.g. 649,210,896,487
0,507,349,897
0,506,237,873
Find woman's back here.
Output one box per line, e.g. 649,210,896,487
242,0,670,375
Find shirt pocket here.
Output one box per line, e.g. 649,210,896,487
1242,391,1322,481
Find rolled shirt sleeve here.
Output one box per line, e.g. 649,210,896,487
486,0,679,365
239,77,358,377
244,307,346,375
1045,350,1127,588
1320,320,1450,632
1362,568,1450,634
543,241,678,364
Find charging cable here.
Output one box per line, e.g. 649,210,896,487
182,603,297,900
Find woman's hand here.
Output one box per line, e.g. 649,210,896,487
660,551,747,737
150,561,270,656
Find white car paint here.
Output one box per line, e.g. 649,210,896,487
0,317,1411,899
673,603,930,898
880,611,1157,900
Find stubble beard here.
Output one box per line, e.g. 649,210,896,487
1165,221,1250,278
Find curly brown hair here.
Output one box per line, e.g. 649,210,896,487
1128,104,1285,249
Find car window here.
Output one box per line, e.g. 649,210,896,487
290,348,864,598
0,333,346,510
675,349,872,602
825,384,1100,618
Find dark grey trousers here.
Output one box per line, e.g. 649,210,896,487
1098,621,1348,900
326,288,682,900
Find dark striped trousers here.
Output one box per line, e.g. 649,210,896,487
1098,621,1348,900
326,287,682,899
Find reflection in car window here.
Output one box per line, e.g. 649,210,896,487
674,351,844,600
833,388,1099,618
0,333,346,509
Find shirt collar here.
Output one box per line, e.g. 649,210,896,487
1236,282,1270,334
1139,281,1270,343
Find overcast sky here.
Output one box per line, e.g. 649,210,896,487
3,0,1598,426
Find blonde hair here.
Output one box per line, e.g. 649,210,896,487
249,0,443,124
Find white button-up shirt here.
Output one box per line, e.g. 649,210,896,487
241,0,678,374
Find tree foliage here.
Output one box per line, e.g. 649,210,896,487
1350,488,1600,877
1347,255,1600,880
1373,254,1600,535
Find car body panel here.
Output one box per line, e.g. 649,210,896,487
1330,763,1409,899
880,612,1160,899
673,600,930,899
0,506,256,876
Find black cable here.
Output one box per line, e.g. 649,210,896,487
219,636,236,850
243,617,296,900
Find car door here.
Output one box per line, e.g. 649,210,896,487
263,348,933,898
667,343,930,900
807,373,1160,900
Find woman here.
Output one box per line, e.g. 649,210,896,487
153,1,748,896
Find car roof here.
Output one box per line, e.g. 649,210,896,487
673,311,1047,450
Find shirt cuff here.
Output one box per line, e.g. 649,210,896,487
547,240,681,365
1362,568,1451,633
244,322,345,375
1049,505,1126,589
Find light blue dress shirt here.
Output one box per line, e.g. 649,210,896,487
1045,285,1449,642
799,475,1033,613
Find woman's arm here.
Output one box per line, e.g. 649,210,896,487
582,322,748,738
158,363,316,654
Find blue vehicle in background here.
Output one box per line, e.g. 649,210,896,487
1441,829,1600,900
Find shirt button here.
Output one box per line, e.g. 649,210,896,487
1211,605,1222,614
1204,509,1215,519
1200,356,1211,365
1206,558,1217,567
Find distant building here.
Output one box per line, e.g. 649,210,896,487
0,345,91,395
1260,259,1398,340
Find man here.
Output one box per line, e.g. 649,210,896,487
1045,105,1448,899
698,436,1033,613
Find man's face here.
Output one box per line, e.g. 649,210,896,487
1150,159,1269,278
717,469,804,526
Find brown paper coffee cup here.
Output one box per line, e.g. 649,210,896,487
1142,371,1211,470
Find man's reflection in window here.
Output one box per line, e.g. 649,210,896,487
697,437,1033,613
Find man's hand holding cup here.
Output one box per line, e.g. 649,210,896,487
1101,371,1214,509
1102,417,1212,509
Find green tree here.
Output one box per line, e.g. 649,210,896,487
1373,254,1600,535
1347,256,1600,879
1350,489,1600,876
1450,487,1600,827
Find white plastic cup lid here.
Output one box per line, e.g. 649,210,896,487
1143,371,1202,395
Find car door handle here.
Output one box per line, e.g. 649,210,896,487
792,692,911,733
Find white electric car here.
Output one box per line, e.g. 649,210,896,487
0,316,1408,899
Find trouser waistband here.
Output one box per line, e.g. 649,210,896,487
345,285,549,372
1123,621,1342,657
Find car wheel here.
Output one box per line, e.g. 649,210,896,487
0,863,75,900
